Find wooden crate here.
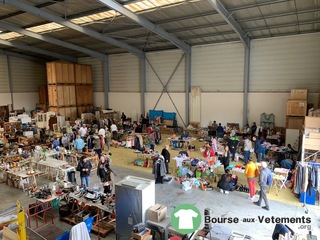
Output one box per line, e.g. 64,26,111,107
75,85,93,106
77,105,93,117
75,64,92,85
287,100,307,116
38,85,48,104
48,85,76,107
46,62,75,84
48,106,77,121
286,116,304,130
290,89,308,100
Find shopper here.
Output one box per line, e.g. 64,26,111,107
74,135,85,152
216,123,224,138
254,161,271,211
228,132,239,162
217,169,238,194
220,145,230,171
79,124,87,142
253,135,262,162
110,123,118,140
77,156,92,188
97,155,114,194
161,145,171,174
105,130,112,152
243,135,253,165
93,134,102,159
244,158,259,201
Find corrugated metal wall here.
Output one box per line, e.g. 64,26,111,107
109,54,140,92
192,42,245,92
250,33,320,92
146,50,185,92
9,56,46,92
78,57,104,92
0,55,9,93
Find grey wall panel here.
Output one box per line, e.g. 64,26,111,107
250,33,320,92
0,55,9,93
192,42,245,92
78,57,104,92
9,56,46,93
109,54,140,92
146,50,185,92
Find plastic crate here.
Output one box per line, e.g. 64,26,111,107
299,188,316,205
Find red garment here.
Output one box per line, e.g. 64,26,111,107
146,127,153,134
203,147,215,158
247,178,256,198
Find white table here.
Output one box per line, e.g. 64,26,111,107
34,158,72,180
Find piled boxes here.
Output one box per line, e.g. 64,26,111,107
46,62,93,121
75,64,94,117
286,89,308,130
36,85,48,111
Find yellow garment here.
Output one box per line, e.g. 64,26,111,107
245,161,259,179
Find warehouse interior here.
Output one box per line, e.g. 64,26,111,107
0,0,320,239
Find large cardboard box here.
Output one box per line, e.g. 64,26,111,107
287,100,307,116
290,89,308,100
305,116,320,128
147,204,167,222
286,116,304,129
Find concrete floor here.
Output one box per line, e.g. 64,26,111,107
1,164,319,240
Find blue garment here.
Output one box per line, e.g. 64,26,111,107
254,140,262,154
52,140,59,149
74,138,85,150
216,126,224,137
81,176,90,188
244,151,250,165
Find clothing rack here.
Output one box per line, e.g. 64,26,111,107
297,161,320,214
300,132,320,214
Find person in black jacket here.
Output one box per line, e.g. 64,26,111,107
77,156,92,188
217,169,237,194
161,145,171,174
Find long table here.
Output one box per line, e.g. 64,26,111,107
5,169,43,191
33,158,74,180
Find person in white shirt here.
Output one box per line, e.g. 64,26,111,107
79,124,87,142
110,123,118,140
243,135,253,165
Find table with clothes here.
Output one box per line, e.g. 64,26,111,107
167,137,195,150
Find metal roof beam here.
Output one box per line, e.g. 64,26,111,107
4,0,144,58
0,0,63,21
207,0,249,47
97,0,191,53
0,21,106,61
0,48,47,63
0,39,76,63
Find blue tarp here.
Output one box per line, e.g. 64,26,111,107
162,111,176,120
149,110,163,121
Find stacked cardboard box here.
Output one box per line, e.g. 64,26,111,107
286,89,308,130
46,62,93,120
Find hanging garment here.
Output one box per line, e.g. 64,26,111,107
69,222,91,240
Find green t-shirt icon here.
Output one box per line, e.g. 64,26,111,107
171,204,201,234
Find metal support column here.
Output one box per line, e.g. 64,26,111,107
140,56,146,115
185,52,192,125
103,57,109,109
243,41,251,127
6,55,14,109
